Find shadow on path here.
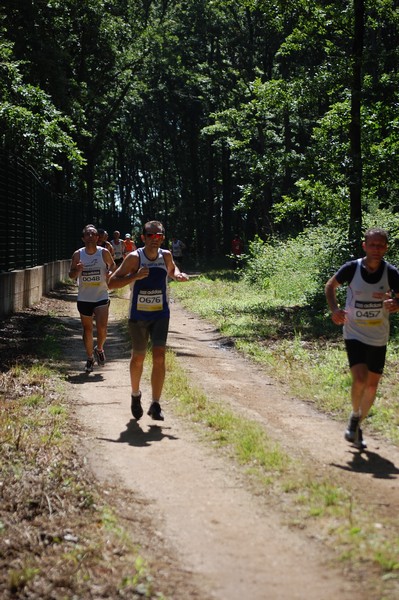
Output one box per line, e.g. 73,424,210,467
68,373,105,384
98,420,179,447
331,449,399,480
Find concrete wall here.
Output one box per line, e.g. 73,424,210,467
0,259,71,319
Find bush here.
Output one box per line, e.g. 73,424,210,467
241,213,399,311
241,226,351,307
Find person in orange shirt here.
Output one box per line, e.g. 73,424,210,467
123,233,137,257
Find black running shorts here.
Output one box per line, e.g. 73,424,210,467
344,338,387,374
77,298,110,317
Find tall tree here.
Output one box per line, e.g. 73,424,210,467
349,0,364,251
2,0,399,256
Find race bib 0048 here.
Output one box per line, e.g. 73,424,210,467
82,269,101,286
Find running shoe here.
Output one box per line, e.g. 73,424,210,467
344,415,360,443
147,401,164,421
354,427,367,450
85,358,95,373
94,346,106,367
131,392,143,420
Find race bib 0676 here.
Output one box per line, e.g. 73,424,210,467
137,290,163,311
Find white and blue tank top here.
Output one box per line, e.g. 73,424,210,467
129,248,169,320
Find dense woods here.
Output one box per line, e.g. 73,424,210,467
1,0,399,258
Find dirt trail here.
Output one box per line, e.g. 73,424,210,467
56,289,399,600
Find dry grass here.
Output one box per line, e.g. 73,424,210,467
0,289,184,600
0,368,160,598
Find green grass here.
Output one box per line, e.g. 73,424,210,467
164,350,289,478
162,349,399,594
4,279,399,598
165,254,399,593
171,273,399,445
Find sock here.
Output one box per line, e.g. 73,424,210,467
132,390,141,397
351,410,361,418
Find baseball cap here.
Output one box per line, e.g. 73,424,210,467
125,233,131,238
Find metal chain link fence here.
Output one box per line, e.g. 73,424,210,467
0,151,119,272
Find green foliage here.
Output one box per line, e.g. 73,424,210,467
0,39,84,175
362,209,399,266
306,99,351,184
272,178,349,227
240,213,399,313
2,0,399,247
172,219,399,445
362,94,399,208
240,225,351,306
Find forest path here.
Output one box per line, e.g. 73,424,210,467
54,288,399,600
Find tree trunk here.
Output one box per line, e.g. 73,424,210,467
349,0,364,253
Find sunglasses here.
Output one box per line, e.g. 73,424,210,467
145,232,164,239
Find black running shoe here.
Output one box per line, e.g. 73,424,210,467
354,427,367,450
131,393,143,420
85,358,95,373
344,415,360,443
147,401,164,421
94,346,105,367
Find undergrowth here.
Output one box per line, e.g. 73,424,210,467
171,220,399,445
0,299,164,600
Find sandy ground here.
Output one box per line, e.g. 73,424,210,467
54,288,399,600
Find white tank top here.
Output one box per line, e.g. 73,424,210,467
344,258,390,346
111,239,124,260
77,247,109,303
